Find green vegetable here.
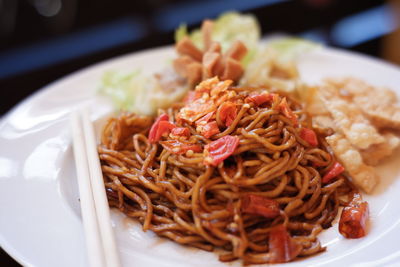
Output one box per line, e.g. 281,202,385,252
99,70,188,115
174,24,188,43
267,38,321,62
99,70,141,112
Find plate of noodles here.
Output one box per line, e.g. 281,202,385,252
1,12,400,267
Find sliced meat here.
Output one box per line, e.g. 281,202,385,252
173,25,248,85
173,56,202,85
326,133,378,193
225,40,247,61
221,58,244,82
173,55,197,77
202,51,221,79
186,62,203,85
206,42,221,54
201,19,214,51
176,36,203,62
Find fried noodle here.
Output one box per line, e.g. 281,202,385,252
98,78,356,264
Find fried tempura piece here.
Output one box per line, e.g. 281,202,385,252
360,132,400,166
298,85,334,131
326,78,400,130
319,84,385,150
312,115,335,132
326,133,378,193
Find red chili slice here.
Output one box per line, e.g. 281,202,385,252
148,114,175,143
183,91,197,104
322,161,345,184
278,97,298,126
202,121,220,138
219,102,237,126
246,92,273,106
160,140,202,154
195,111,214,126
171,127,190,137
299,127,318,147
339,193,369,239
269,225,302,263
241,194,280,218
204,135,239,166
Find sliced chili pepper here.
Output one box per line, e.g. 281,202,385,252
246,92,273,106
322,161,345,183
269,225,302,263
171,127,190,137
278,97,298,126
201,121,220,138
339,193,369,239
180,99,215,123
299,127,318,147
195,111,214,126
241,194,280,218
219,102,237,127
160,140,202,154
148,114,175,143
204,135,239,166
183,91,197,104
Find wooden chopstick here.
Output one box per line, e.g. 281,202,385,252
71,111,106,267
81,109,121,267
71,109,121,267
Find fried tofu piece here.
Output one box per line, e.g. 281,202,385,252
326,133,378,193
299,86,334,131
319,84,385,150
360,132,400,166
312,115,336,132
301,86,329,116
326,78,400,130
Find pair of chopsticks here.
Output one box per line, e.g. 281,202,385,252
71,109,121,267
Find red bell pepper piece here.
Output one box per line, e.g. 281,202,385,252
148,114,175,143
299,127,318,147
201,121,220,138
246,92,273,106
339,193,369,239
195,111,214,126
241,194,280,218
204,135,239,166
219,102,237,126
322,161,345,184
269,225,302,263
183,91,197,104
171,127,190,137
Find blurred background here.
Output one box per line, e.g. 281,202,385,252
0,0,399,264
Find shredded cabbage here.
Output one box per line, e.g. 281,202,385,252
99,70,188,115
267,38,321,62
99,71,141,112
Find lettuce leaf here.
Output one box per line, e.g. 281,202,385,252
267,38,321,62
99,71,140,112
99,70,188,115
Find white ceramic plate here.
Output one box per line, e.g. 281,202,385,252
1,46,400,267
